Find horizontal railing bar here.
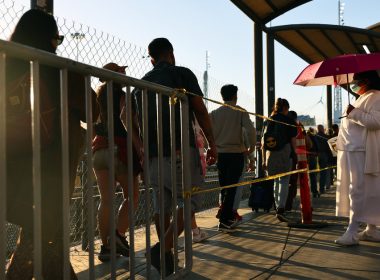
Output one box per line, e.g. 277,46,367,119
0,39,181,97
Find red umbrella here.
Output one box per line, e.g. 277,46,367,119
294,52,380,86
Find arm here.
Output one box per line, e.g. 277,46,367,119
347,103,380,130
190,95,217,165
68,71,99,123
241,112,256,153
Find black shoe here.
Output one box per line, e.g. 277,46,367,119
276,207,285,215
312,192,320,198
98,245,111,262
150,242,174,276
218,220,237,233
115,230,130,257
276,213,290,223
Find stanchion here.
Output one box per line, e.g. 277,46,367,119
287,125,328,229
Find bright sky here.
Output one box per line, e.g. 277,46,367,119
17,0,380,125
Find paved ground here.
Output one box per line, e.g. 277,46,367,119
73,185,380,279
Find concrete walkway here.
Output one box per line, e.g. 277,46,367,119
73,185,380,279
184,186,380,280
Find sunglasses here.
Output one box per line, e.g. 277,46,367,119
55,35,64,45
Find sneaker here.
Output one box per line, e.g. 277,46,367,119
150,242,174,276
233,210,243,221
276,213,290,223
192,227,208,243
335,232,359,246
358,230,380,242
115,230,130,257
98,245,111,262
218,220,237,233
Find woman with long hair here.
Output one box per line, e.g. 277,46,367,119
6,9,98,279
262,98,297,219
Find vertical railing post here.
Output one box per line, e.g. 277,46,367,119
0,53,7,280
85,76,95,279
106,82,116,279
170,93,178,273
31,60,43,279
180,96,192,271
125,86,135,278
156,94,166,278
142,88,151,279
81,160,89,251
60,68,70,279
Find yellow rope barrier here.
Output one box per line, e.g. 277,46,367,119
187,165,337,197
173,88,332,141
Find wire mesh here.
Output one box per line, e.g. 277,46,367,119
1,0,255,266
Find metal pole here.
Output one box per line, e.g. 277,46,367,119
0,53,6,280
31,61,43,280
70,33,85,62
326,85,333,129
266,32,275,116
254,23,264,177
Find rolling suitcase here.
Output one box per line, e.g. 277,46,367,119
249,177,274,213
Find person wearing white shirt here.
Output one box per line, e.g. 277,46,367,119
335,70,380,245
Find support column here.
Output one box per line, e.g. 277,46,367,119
254,23,264,177
266,32,275,115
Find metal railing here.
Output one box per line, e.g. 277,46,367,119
0,38,203,279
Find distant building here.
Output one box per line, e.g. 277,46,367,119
298,115,316,126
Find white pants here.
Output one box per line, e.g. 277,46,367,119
336,151,380,225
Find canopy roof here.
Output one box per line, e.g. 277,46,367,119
267,24,380,64
231,1,380,63
368,22,380,33
230,0,311,25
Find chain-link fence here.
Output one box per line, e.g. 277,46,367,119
2,0,255,265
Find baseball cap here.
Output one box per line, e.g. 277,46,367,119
100,62,127,82
102,62,127,72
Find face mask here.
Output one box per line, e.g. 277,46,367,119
350,80,368,95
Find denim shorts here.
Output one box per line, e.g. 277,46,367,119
92,147,127,176
149,148,204,214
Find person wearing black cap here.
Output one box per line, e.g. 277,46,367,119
335,70,380,245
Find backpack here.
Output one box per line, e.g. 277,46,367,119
6,72,57,156
262,120,285,151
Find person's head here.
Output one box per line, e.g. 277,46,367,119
148,38,175,66
220,84,238,102
317,124,324,133
351,70,380,95
100,62,127,82
288,110,297,121
307,127,315,135
332,124,339,133
10,9,62,54
272,98,290,115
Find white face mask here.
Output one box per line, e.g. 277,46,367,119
350,80,368,95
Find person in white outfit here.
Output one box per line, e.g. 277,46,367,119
335,70,380,246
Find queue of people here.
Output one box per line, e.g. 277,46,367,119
5,7,380,280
